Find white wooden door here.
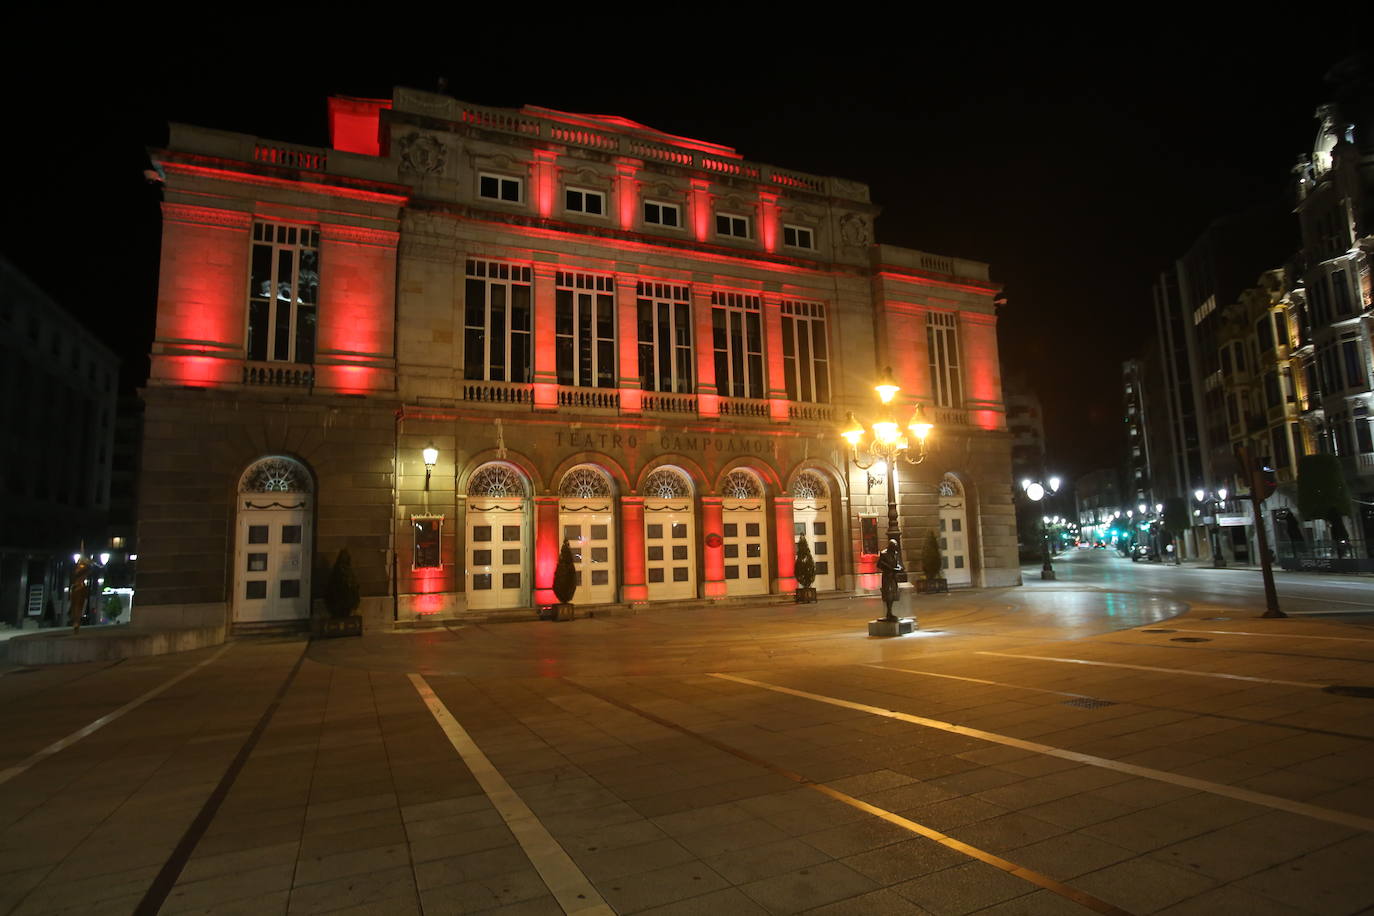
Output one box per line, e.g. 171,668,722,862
235,506,310,622
938,483,971,586
645,499,695,599
561,507,617,604
467,498,528,609
792,500,834,592
723,500,768,596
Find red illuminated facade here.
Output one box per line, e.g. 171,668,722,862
136,88,1016,631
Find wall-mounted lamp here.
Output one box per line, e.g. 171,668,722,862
422,443,439,490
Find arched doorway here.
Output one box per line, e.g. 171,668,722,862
235,457,312,623
791,471,835,592
938,475,972,587
722,469,768,596
642,467,695,600
559,466,617,604
466,464,530,609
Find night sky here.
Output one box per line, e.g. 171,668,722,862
8,32,1364,480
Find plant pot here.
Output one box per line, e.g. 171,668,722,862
915,577,948,594
794,586,817,604
554,603,575,621
317,615,363,638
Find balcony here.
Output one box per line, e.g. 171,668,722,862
640,391,698,414
788,402,834,423
243,362,313,389
461,381,534,405
557,387,619,411
718,397,770,419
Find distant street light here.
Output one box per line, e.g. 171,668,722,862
1194,487,1228,568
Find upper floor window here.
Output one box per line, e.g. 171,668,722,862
927,312,962,408
478,173,523,204
783,224,815,250
464,260,531,382
1255,315,1274,353
1331,267,1354,318
637,281,693,393
715,213,751,239
248,221,319,364
781,300,829,403
564,188,605,216
711,292,763,399
643,200,681,228
556,272,615,389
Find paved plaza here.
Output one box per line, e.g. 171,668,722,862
2,553,1373,915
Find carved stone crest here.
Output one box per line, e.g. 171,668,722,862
399,133,447,175
839,213,871,248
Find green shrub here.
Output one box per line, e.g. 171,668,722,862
922,530,942,580
324,549,361,619
553,540,578,604
794,536,816,588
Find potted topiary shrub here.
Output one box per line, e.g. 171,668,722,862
794,535,818,603
321,548,363,637
552,539,578,621
917,530,948,593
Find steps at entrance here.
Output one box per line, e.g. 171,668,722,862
232,620,309,638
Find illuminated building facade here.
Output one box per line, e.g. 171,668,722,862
136,88,1015,630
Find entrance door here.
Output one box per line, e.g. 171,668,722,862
235,457,312,623
645,502,694,599
721,470,768,596
938,477,971,587
467,499,528,609
558,466,617,605
643,467,696,601
791,472,834,592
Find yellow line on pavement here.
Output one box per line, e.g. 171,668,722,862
408,674,614,916
570,680,1131,916
710,672,1374,834
0,645,233,787
976,651,1324,688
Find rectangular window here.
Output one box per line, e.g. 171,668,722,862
413,517,442,569
1332,268,1353,317
927,312,963,408
478,173,523,203
711,292,763,399
247,221,319,364
564,188,605,216
1271,426,1291,470
556,272,616,388
715,213,750,239
1342,337,1368,391
1255,315,1274,353
464,260,533,382
643,200,681,228
1356,417,1374,454
782,224,814,250
780,300,829,403
636,281,693,393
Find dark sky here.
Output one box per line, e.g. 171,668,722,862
6,31,1364,480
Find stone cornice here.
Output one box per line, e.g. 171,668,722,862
161,202,252,231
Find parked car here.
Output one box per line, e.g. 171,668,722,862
1131,542,1159,562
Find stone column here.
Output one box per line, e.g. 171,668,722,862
773,496,796,592
694,288,719,417
701,496,726,597
621,497,647,602
616,276,642,414
534,496,559,605
532,263,558,411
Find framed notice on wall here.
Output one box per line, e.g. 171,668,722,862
860,515,880,556
412,516,443,569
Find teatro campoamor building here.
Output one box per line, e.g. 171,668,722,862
134,88,1017,632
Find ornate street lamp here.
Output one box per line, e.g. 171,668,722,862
1022,475,1061,580
1194,487,1228,568
840,367,933,624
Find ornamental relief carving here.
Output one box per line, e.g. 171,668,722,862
838,213,871,249
320,225,401,248
832,178,871,203
399,132,448,175
161,203,253,230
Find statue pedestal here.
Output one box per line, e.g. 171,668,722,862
868,617,916,637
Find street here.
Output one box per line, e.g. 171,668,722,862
2,551,1372,915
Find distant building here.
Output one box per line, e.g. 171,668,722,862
1290,62,1374,563
1075,468,1122,545
0,258,119,630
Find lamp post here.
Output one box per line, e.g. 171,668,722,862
1021,475,1061,580
840,367,933,622
1194,487,1228,567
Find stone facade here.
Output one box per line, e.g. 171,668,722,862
138,89,1015,631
